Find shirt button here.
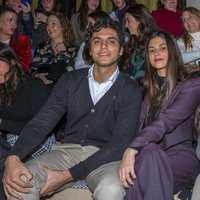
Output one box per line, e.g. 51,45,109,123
85,124,89,128
91,109,95,113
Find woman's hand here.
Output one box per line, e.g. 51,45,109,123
35,73,53,85
20,3,31,14
33,14,42,29
13,3,21,14
119,148,138,188
53,42,66,54
37,13,48,24
33,13,47,29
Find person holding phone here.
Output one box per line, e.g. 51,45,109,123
2,0,34,40
32,0,61,50
0,5,31,72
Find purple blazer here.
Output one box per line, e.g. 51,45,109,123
130,77,200,151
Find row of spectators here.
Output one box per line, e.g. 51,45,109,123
0,1,200,199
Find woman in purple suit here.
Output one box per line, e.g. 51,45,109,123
119,30,200,200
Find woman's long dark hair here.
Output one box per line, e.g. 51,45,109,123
78,0,101,32
123,4,159,70
143,31,188,122
0,43,29,109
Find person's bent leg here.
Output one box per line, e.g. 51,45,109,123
86,161,125,200
168,146,200,193
191,174,200,200
9,144,85,200
125,143,174,200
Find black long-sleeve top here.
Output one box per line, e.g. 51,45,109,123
10,69,142,180
0,77,49,134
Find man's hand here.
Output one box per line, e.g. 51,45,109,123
119,148,138,188
40,166,73,197
3,156,33,200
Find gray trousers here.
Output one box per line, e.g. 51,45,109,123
191,174,200,200
10,143,125,200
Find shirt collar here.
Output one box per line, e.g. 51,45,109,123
87,64,120,84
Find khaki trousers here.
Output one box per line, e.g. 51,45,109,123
10,143,125,200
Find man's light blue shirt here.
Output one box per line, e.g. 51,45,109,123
88,65,120,105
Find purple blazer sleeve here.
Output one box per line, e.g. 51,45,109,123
130,77,200,149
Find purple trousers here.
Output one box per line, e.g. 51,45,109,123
124,143,200,200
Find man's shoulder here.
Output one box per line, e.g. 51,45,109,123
115,72,142,98
61,68,89,82
119,72,140,88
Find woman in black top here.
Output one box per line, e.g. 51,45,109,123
0,42,55,164
0,42,56,199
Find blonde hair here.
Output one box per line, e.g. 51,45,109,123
181,7,200,50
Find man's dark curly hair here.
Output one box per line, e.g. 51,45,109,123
83,18,125,65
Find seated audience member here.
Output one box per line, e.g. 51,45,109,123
2,19,142,200
119,30,200,200
3,0,34,39
109,0,130,33
152,0,183,38
70,0,101,46
0,5,31,72
0,42,55,200
75,10,111,70
31,12,77,90
122,4,159,82
32,0,61,50
177,7,200,66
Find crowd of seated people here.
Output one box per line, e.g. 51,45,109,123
0,0,200,199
